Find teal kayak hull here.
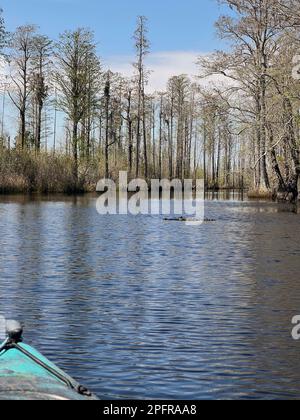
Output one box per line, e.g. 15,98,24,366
0,343,98,400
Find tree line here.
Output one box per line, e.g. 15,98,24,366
200,0,300,201
0,1,300,201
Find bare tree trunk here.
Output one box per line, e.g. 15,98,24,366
136,99,141,177
135,40,143,178
260,75,270,190
255,96,262,189
216,128,221,188
36,101,42,151
284,97,300,201
134,16,149,178
142,91,148,179
73,123,79,185
170,102,174,179
176,115,183,180
194,133,197,181
104,76,110,179
152,102,156,177
159,96,163,180
20,108,26,149
203,123,207,188
211,131,216,189
124,90,133,178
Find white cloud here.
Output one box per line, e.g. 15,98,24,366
104,50,201,92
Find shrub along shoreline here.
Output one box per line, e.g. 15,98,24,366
1,150,299,203
0,150,100,194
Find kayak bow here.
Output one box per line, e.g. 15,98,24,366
0,321,98,400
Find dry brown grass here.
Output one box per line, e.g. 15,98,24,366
247,188,273,199
0,150,100,194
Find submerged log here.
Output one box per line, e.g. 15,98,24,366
164,217,216,223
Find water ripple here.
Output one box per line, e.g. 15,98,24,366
0,196,300,399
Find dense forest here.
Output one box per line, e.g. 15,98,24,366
0,0,300,202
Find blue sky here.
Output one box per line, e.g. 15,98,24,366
0,0,229,144
1,0,226,56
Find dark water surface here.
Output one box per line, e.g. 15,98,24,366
0,194,300,400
